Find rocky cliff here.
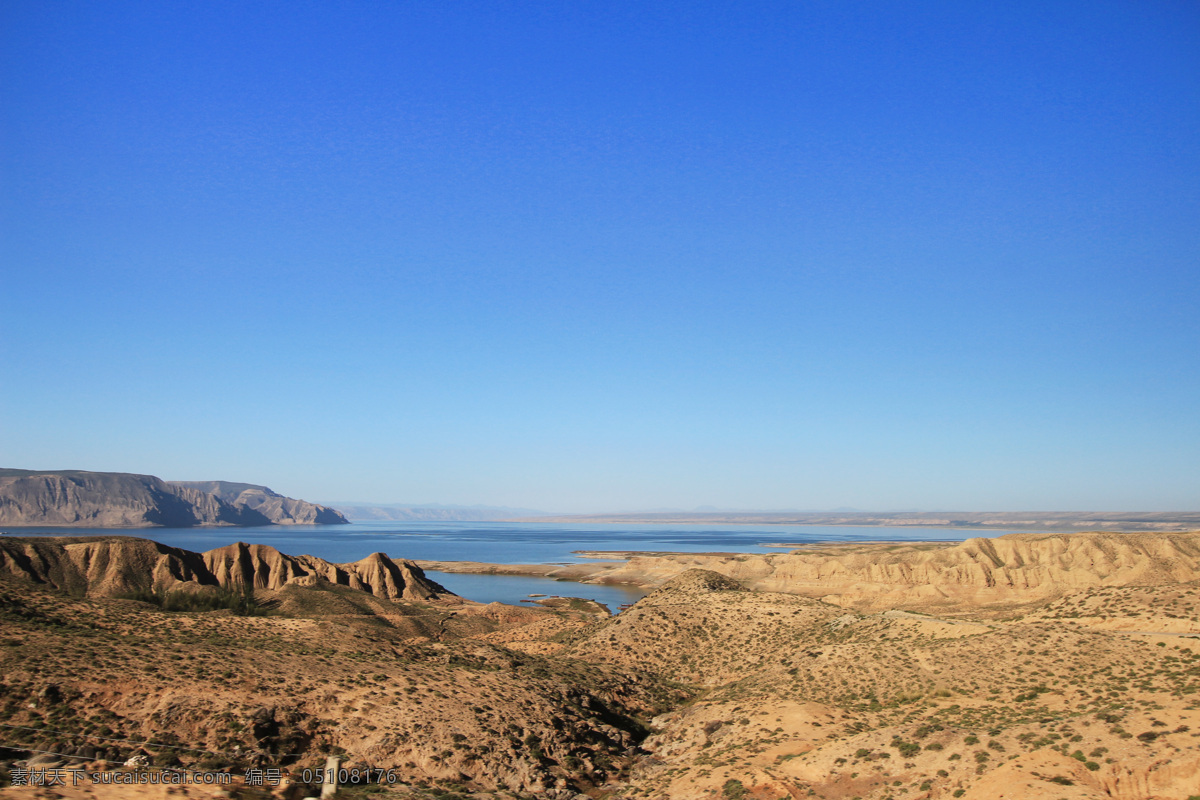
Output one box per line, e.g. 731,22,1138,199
0,470,271,528
0,469,346,527
0,535,455,602
169,480,348,524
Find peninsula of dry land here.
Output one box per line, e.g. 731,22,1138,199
0,531,1198,800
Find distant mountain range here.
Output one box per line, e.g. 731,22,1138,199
0,469,347,528
518,510,1200,531
331,502,548,522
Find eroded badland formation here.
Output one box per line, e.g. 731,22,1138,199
0,531,1198,799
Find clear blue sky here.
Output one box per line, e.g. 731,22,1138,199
2,1,1197,512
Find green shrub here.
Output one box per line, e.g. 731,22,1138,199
722,778,746,799
115,587,267,616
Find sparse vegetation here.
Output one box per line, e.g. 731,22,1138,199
115,586,270,616
2,532,1199,799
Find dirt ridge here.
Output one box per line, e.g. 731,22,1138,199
0,536,454,603
572,531,1200,611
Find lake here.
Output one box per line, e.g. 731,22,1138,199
4,520,1009,610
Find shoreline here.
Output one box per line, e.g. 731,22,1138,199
503,511,1200,532
416,530,1200,602
413,538,968,590
414,558,631,583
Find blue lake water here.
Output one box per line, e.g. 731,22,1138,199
422,571,647,612
5,521,1011,610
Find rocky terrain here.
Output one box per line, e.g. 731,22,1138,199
0,470,347,528
0,536,680,799
0,531,1198,799
570,569,1200,800
170,482,348,525
423,531,1200,613
0,537,454,604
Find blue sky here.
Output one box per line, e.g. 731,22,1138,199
2,1,1197,511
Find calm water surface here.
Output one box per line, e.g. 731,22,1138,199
6,521,1010,609
422,571,647,611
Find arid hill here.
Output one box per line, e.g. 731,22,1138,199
0,536,450,603
432,531,1200,613
0,469,347,527
619,531,1200,611
563,564,1200,800
1,532,1198,800
0,537,678,798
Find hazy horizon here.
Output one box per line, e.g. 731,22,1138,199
4,2,1197,513
323,501,1200,516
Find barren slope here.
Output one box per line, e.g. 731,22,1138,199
0,537,454,603
566,567,1200,800
579,531,1200,612
0,580,675,797
2,532,1199,800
